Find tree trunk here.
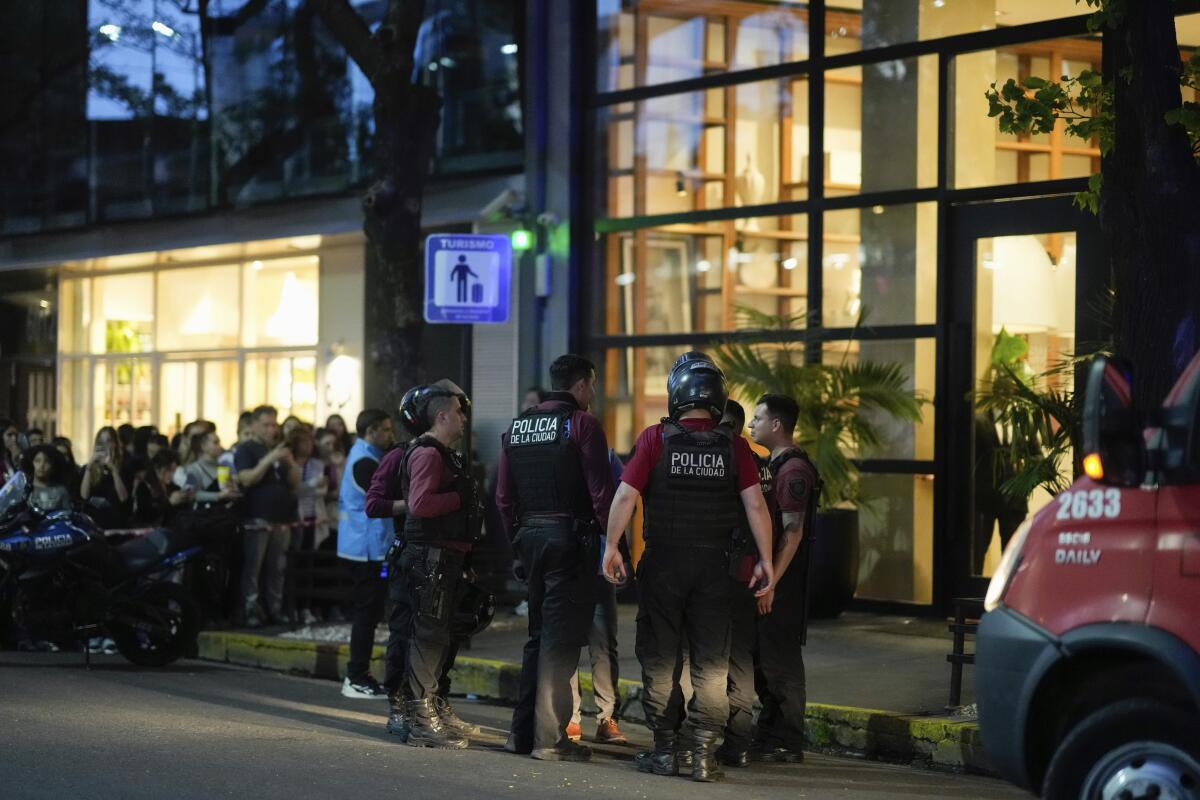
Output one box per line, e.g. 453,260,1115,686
1104,4,1200,408
360,2,441,411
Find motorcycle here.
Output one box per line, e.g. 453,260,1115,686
0,471,203,666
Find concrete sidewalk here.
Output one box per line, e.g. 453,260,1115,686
197,605,986,774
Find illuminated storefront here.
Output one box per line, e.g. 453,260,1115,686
55,234,365,452
584,1,1200,608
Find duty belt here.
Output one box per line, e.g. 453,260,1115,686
519,513,590,530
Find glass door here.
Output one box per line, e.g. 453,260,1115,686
945,196,1103,602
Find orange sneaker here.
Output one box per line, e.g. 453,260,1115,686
566,721,583,741
594,718,627,744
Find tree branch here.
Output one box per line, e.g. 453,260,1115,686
309,0,385,83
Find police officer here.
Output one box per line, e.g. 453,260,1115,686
394,379,486,749
603,352,775,782
733,393,818,764
496,354,615,762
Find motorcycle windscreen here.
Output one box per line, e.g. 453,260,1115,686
0,471,28,520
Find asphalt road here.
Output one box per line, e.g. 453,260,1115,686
1,652,1023,800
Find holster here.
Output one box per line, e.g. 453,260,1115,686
414,546,451,626
728,526,756,583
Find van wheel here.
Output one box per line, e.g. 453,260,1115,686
1042,698,1200,800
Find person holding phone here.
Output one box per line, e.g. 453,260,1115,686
601,352,774,783
80,426,130,529
236,405,300,627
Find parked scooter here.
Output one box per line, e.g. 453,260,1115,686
0,472,202,666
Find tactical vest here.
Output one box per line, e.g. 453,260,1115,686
503,403,591,522
767,446,820,544
399,437,482,545
643,419,741,547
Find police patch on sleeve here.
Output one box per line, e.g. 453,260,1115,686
787,477,808,502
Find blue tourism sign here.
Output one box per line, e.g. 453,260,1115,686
423,233,513,324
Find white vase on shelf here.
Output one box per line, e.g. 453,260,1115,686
735,153,765,231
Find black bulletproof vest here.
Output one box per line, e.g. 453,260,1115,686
503,403,590,521
400,438,478,544
643,419,741,547
767,447,819,542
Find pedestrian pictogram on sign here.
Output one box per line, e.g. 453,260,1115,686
424,233,512,324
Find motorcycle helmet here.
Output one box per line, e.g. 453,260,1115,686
450,576,495,640
399,379,471,437
667,351,728,420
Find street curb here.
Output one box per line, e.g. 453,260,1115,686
197,630,991,775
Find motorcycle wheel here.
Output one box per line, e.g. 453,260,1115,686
110,583,200,667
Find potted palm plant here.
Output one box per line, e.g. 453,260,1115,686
716,307,926,617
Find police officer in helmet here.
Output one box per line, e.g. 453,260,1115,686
394,379,486,749
496,354,616,761
603,351,775,782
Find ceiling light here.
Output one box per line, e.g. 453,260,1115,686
38,299,50,309
615,273,635,286
439,56,456,68
151,20,176,38
251,260,264,271
933,0,945,7
782,258,798,270
871,205,885,215
696,260,711,273
501,43,518,55
99,23,121,41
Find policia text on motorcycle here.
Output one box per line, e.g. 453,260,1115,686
496,354,616,762
391,380,488,749
602,352,777,782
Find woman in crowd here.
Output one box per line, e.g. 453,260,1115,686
315,427,345,551
130,449,193,527
185,430,240,511
324,414,352,452
80,426,130,529
1,419,23,484
52,436,82,500
282,415,303,440
22,444,73,513
117,424,136,458
131,426,158,461
289,425,326,625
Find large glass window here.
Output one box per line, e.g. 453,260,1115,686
601,214,808,337
826,0,1087,55
824,56,938,196
58,243,321,450
855,472,934,604
822,202,937,328
1,0,523,236
597,1,810,94
599,77,809,218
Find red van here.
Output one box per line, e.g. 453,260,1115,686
977,354,1200,799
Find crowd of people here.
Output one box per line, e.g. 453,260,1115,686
0,410,358,629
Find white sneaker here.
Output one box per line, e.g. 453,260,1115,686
341,676,389,699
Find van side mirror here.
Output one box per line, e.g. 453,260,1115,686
1081,356,1143,485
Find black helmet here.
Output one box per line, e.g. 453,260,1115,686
450,575,495,640
667,351,727,420
399,379,471,437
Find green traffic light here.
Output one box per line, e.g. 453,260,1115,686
511,229,534,251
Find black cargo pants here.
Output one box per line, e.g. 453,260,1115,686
752,565,808,752
724,583,760,751
393,542,466,701
635,544,732,734
383,542,461,699
509,522,598,751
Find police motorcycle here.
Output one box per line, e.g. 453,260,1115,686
0,471,202,666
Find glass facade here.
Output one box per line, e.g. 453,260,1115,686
1,0,523,236
590,1,1200,607
57,237,327,459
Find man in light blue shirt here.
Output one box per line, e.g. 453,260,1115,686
337,409,395,699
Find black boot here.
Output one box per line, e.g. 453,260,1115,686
635,731,681,776
715,740,749,768
405,697,468,749
434,695,480,736
386,692,410,742
691,730,725,782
